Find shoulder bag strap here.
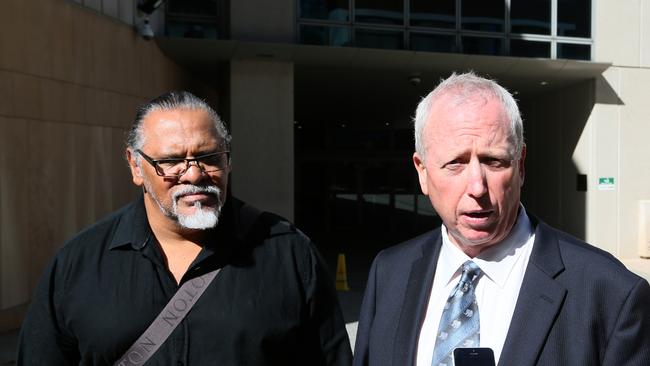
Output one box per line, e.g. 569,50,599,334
113,268,221,366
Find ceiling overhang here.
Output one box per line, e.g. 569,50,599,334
157,37,610,95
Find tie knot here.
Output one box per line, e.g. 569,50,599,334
459,261,481,292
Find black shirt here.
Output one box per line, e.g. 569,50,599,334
18,196,352,365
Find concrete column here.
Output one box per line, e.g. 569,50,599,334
229,60,294,220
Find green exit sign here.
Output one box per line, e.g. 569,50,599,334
598,177,615,190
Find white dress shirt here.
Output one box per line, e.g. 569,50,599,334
416,206,535,366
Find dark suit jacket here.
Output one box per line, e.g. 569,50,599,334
353,215,650,366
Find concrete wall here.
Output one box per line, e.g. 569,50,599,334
560,0,650,276
229,61,295,220
228,0,296,219
0,0,216,331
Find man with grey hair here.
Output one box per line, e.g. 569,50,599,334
353,72,650,366
18,91,352,365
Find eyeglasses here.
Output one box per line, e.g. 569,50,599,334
137,149,230,178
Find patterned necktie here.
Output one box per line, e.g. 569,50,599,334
431,260,482,366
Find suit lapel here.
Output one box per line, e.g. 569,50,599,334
392,231,442,366
498,218,567,366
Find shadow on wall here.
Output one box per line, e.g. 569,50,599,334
520,76,623,241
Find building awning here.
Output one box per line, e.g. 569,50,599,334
157,37,610,96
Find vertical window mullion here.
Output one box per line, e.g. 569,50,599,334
505,0,511,55
350,0,355,45
404,0,410,49
456,0,462,52
551,0,558,58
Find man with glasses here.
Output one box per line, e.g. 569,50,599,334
18,91,352,365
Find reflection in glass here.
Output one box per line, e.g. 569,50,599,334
462,36,504,56
558,0,591,37
299,0,349,21
356,29,404,50
511,0,550,34
557,43,591,60
410,0,455,28
300,25,351,46
510,39,550,58
461,0,504,32
417,195,436,216
395,194,415,213
355,0,403,25
168,0,218,15
167,22,218,39
410,33,456,53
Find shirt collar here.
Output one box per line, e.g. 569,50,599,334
439,205,534,287
109,195,152,250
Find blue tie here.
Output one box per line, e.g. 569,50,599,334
431,260,482,366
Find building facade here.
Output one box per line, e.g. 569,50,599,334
1,0,649,332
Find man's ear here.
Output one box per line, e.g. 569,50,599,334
413,152,429,195
126,149,144,186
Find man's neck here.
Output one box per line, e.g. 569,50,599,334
143,197,209,283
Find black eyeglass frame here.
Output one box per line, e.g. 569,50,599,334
136,149,230,177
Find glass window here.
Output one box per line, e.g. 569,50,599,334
167,21,219,39
299,0,349,22
462,36,504,56
510,39,550,58
557,0,591,37
417,195,436,216
356,29,404,50
300,25,351,46
557,43,591,60
102,0,118,18
461,0,504,32
168,0,218,16
355,0,403,25
511,0,550,35
85,0,101,11
411,33,457,53
410,0,455,28
395,194,415,213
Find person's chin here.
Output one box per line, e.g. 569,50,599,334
455,227,500,247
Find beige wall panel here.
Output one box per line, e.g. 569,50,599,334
0,116,30,309
118,95,145,128
28,120,78,288
89,13,117,90
50,2,76,82
71,5,94,86
26,120,133,289
0,0,23,71
617,68,650,259
19,0,54,77
12,73,42,120
115,28,142,96
84,88,122,127
594,0,641,66
0,70,14,117
111,128,140,207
